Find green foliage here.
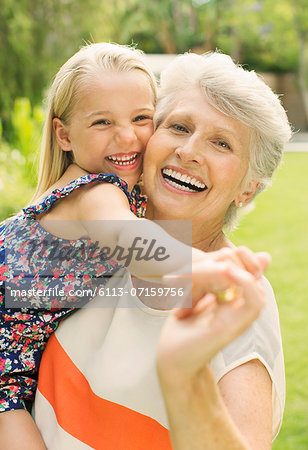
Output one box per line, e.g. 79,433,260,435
93,0,300,73
90,0,202,54
11,98,44,159
0,139,36,220
0,0,99,139
229,152,308,449
0,0,307,134
0,97,45,220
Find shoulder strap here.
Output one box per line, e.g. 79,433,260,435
22,173,133,218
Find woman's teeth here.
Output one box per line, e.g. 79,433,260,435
107,153,138,166
162,168,207,192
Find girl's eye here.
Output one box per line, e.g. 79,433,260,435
91,119,110,126
171,123,189,133
133,115,152,122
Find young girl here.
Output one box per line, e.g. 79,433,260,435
0,43,268,446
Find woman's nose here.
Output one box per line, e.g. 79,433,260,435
175,137,203,165
114,126,137,146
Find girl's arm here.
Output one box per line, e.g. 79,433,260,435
77,183,267,300
78,183,205,276
0,410,46,449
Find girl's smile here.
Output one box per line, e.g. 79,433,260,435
53,71,154,190
106,151,142,171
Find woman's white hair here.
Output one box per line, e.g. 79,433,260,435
154,52,292,230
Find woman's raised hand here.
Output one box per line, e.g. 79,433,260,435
157,264,266,380
164,246,270,318
213,246,271,280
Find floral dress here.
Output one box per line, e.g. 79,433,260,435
0,173,147,412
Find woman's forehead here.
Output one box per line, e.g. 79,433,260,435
169,88,248,126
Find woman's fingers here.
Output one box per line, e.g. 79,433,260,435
165,247,270,319
175,261,250,319
172,260,231,319
213,247,245,269
213,246,271,279
235,246,271,279
159,271,266,374
174,293,216,319
226,266,266,317
255,251,271,274
176,264,265,321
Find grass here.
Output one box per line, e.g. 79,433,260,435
228,152,308,449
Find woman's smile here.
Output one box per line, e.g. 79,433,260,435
144,86,252,222
160,166,208,194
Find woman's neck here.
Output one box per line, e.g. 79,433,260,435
145,202,231,252
192,230,232,252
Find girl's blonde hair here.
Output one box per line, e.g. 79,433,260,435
32,42,157,201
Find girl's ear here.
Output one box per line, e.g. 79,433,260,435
235,180,260,207
53,118,72,151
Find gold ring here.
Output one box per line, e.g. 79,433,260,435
216,286,238,303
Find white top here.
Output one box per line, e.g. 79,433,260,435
34,269,285,449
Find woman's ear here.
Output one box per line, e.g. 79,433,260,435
235,180,260,207
53,118,72,151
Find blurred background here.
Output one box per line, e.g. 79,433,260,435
0,0,307,217
0,0,307,448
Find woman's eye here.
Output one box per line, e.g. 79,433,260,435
171,123,189,133
216,140,231,150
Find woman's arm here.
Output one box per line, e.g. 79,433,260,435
157,268,270,449
159,362,271,450
217,360,272,449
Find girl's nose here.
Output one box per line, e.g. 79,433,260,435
115,126,137,146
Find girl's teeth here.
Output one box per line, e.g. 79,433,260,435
108,153,138,165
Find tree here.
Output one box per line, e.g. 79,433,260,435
1,0,307,136
291,0,308,124
0,0,98,138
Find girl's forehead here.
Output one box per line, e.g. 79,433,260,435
70,72,155,118
79,70,156,103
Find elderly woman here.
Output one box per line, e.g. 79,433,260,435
31,52,291,450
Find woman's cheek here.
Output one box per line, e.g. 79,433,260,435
140,126,154,153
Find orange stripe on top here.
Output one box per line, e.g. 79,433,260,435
38,334,172,450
